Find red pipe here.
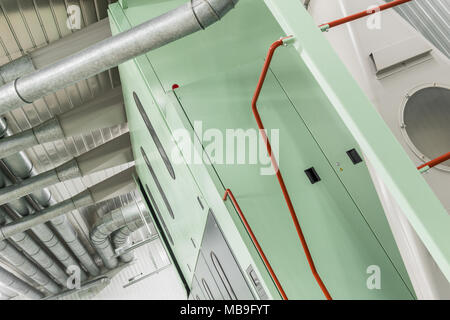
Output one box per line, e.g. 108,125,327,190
417,152,450,170
319,0,413,30
251,37,332,300
223,189,288,300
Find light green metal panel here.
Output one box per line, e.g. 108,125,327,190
109,0,418,299
173,61,412,299
264,0,450,281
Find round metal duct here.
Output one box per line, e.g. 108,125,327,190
403,86,450,168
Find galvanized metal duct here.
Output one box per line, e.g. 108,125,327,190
0,0,239,115
0,167,137,240
0,119,100,277
0,208,69,286
0,204,86,283
90,201,149,269
112,218,146,263
0,265,43,299
0,131,132,206
0,87,126,158
0,239,59,294
0,19,112,86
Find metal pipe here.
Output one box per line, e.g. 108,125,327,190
0,0,239,115
0,265,44,299
223,189,287,300
417,151,450,173
0,19,111,85
0,132,132,206
0,167,136,240
0,118,100,277
251,37,332,300
0,239,60,293
0,87,126,158
90,201,149,269
319,0,413,31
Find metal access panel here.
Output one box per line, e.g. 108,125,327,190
197,211,254,300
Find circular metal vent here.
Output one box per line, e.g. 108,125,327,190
403,86,450,169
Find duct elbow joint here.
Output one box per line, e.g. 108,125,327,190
192,0,239,29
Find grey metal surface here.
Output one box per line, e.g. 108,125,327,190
196,210,254,300
387,0,450,59
0,265,44,299
0,0,239,115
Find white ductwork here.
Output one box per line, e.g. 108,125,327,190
0,0,239,115
0,265,43,299
90,201,149,269
0,131,133,206
0,87,126,158
112,218,146,263
0,166,137,241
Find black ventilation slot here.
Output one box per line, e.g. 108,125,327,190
346,148,363,165
304,167,321,184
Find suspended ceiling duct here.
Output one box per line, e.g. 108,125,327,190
0,131,133,206
0,265,43,299
0,87,126,159
0,119,100,277
0,18,111,85
0,0,240,115
0,238,60,294
0,166,137,240
0,204,87,282
90,201,149,269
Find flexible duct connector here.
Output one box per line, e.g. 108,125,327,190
0,167,137,240
0,87,126,158
0,0,239,115
0,265,43,299
0,118,99,277
90,201,149,269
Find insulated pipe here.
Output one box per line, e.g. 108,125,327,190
0,87,126,158
0,266,43,299
0,167,137,240
0,19,111,85
112,218,145,263
0,119,100,276
0,132,133,206
90,201,149,269
0,239,60,293
0,0,239,115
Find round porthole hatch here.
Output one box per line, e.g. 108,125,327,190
403,86,450,169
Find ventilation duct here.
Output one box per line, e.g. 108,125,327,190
112,218,146,263
0,87,126,158
0,0,240,115
0,119,100,277
0,132,133,206
0,266,43,299
0,167,137,240
0,19,111,86
0,239,60,294
90,201,149,269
